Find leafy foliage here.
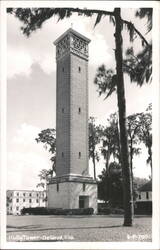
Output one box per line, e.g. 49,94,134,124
123,44,152,86
135,8,152,33
36,169,53,190
100,113,120,171
35,128,56,174
138,104,152,172
98,162,123,207
89,117,102,179
94,65,117,99
7,7,114,36
7,7,149,50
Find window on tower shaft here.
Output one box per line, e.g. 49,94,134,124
78,66,81,73
78,107,81,114
79,152,81,158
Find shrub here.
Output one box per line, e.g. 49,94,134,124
98,207,111,215
112,208,124,214
21,207,94,215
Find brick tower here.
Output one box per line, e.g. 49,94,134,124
48,28,97,213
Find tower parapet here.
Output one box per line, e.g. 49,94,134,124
54,28,90,61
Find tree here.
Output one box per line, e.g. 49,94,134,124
127,113,142,183
89,117,102,180
98,162,123,208
35,128,56,176
123,8,152,86
138,104,152,176
8,7,151,226
36,168,53,190
100,113,120,171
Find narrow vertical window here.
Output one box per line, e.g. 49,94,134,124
57,183,59,192
78,66,81,73
79,152,81,158
62,108,64,113
62,67,64,72
146,192,149,199
83,183,86,192
62,152,64,157
78,107,81,114
139,194,141,200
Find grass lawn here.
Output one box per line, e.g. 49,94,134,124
7,214,152,242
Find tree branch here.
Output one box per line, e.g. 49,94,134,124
123,19,149,47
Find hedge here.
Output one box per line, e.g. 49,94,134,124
21,207,94,215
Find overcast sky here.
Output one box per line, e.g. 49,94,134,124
6,2,153,190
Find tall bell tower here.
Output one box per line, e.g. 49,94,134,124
48,28,97,213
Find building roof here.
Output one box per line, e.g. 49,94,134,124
54,28,91,45
7,190,46,192
138,180,152,192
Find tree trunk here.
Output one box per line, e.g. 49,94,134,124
114,8,134,226
92,152,96,180
148,146,152,178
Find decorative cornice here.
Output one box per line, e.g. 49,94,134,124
54,29,90,61
48,174,97,184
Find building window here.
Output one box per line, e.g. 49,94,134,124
36,199,39,203
29,199,32,203
10,207,12,210
83,183,86,192
146,192,149,199
62,152,64,157
17,192,19,196
139,194,141,200
29,193,32,197
57,183,59,192
16,198,19,202
23,193,25,196
16,206,19,211
78,107,81,114
79,152,81,158
62,108,64,113
23,199,25,202
78,66,81,73
62,67,64,72
37,193,39,197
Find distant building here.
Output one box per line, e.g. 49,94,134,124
135,180,152,215
137,180,152,202
7,190,46,215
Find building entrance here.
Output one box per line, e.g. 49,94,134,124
79,195,89,209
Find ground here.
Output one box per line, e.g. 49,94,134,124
7,215,151,242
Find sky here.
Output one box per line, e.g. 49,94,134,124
6,3,153,190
